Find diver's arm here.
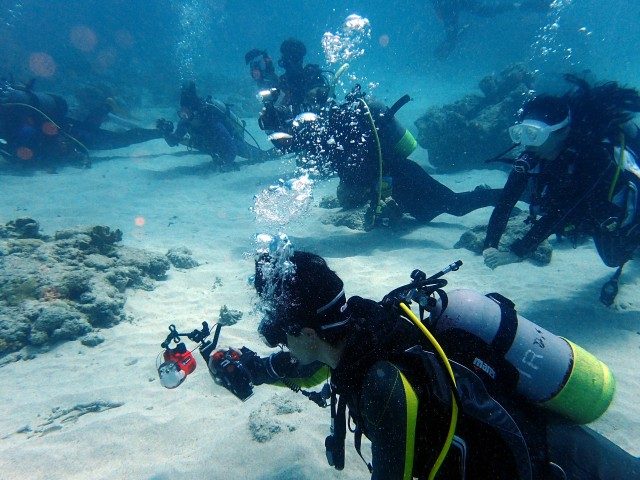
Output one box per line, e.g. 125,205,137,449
241,349,327,387
165,119,188,147
360,361,419,480
509,211,561,257
484,170,529,249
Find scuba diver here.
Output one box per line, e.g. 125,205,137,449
203,246,639,479
156,81,275,171
430,0,549,59
247,38,334,123
263,84,502,229
483,75,640,305
0,79,162,168
244,48,279,91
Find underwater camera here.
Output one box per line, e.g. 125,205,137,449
156,322,255,400
157,323,217,389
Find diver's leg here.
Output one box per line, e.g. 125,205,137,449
209,121,237,166
546,421,640,479
73,127,162,150
235,139,277,162
593,230,638,268
390,159,501,222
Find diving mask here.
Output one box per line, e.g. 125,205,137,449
509,114,570,147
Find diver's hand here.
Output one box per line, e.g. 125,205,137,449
155,118,174,135
483,247,521,269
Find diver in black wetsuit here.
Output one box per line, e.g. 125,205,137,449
248,39,334,128
483,75,640,304
0,79,161,167
210,249,640,479
156,81,274,170
265,86,502,229
430,0,549,59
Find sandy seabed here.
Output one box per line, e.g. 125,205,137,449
0,118,638,479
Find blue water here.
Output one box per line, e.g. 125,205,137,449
3,1,639,101
1,1,639,479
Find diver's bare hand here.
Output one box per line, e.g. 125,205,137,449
483,248,521,269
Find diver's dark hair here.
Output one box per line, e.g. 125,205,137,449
521,95,570,125
245,48,267,65
255,251,346,343
563,74,640,143
180,81,200,109
280,38,307,62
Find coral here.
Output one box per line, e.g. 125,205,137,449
218,305,242,326
454,209,553,265
322,207,368,231
116,247,170,281
5,218,43,239
0,219,171,360
166,247,199,269
414,64,535,172
30,301,92,344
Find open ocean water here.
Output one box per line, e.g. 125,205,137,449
1,1,639,479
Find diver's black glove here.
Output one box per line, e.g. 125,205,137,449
156,118,174,136
235,348,293,385
208,347,293,400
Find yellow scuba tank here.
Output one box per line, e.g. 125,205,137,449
430,289,615,424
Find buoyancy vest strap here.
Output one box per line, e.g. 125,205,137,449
326,390,347,470
608,133,625,201
352,369,419,478
353,426,373,473
400,370,419,480
486,293,518,359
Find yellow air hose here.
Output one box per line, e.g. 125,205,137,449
358,98,384,228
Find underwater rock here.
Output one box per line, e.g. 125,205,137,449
116,246,170,281
80,333,105,347
414,64,534,172
0,219,172,360
4,218,43,239
454,209,553,265
166,247,200,269
322,208,368,230
319,195,341,209
218,305,242,326
248,394,303,443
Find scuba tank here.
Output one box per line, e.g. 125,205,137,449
1,83,68,123
366,94,417,160
206,97,246,140
429,289,615,424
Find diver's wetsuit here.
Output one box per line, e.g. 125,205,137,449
165,101,267,165
255,296,640,479
67,121,161,150
1,92,161,163
388,157,502,222
484,143,640,265
316,98,502,223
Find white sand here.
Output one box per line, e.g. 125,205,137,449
0,118,638,479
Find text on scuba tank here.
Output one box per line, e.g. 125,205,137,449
518,350,544,379
533,328,546,349
472,357,496,379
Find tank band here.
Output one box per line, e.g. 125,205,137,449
394,129,417,158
